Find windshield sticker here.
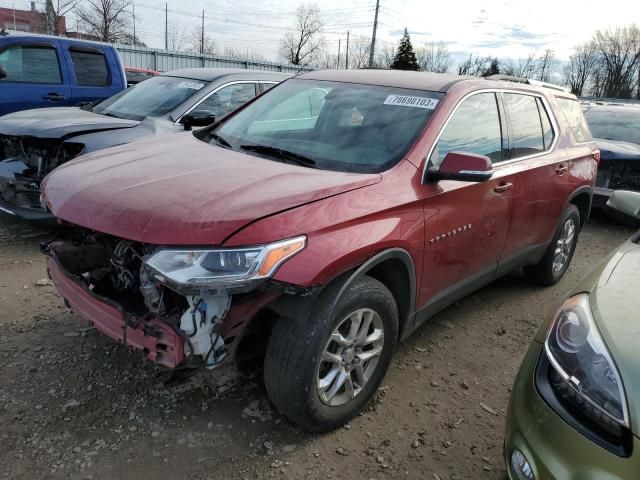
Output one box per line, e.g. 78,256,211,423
384,95,439,109
178,81,205,90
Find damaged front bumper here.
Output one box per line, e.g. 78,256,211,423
0,158,55,223
594,159,640,207
47,255,186,368
44,235,285,371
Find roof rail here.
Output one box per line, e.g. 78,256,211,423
485,74,570,93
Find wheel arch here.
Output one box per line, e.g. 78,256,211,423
331,248,417,340
567,186,593,228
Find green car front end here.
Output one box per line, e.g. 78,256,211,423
506,192,640,480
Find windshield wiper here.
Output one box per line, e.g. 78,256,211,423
210,132,232,149
240,144,318,168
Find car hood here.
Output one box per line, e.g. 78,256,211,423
0,107,140,139
42,134,381,245
595,138,640,161
587,239,640,433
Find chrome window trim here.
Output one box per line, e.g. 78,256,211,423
423,88,560,181
174,80,259,125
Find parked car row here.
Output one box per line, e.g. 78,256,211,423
2,31,640,480
0,66,289,222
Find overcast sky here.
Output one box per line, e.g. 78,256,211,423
3,0,639,63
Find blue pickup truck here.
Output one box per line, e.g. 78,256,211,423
0,33,126,116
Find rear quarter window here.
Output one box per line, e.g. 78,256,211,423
556,97,592,143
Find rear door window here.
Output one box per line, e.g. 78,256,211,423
69,48,110,86
536,98,555,149
431,92,503,165
556,97,592,143
503,93,545,159
0,44,62,84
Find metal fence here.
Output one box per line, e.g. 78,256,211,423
114,44,307,74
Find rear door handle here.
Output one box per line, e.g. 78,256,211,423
555,164,569,175
493,182,513,194
42,93,66,101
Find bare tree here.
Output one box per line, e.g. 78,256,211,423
189,24,216,55
457,54,490,76
77,0,132,43
374,43,396,68
501,52,539,78
348,35,370,69
44,0,77,35
537,49,558,82
592,25,640,98
280,3,324,67
223,47,265,62
563,42,598,96
167,20,187,52
416,42,451,73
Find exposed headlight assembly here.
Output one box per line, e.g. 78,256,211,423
143,236,306,294
545,294,629,429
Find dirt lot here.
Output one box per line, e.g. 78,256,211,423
0,213,634,480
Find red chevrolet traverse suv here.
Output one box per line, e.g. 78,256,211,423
40,70,598,431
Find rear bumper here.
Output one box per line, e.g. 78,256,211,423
47,256,185,368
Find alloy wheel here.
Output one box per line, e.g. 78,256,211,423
317,308,385,407
552,218,576,273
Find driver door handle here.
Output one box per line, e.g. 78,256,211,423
42,93,66,101
493,182,513,194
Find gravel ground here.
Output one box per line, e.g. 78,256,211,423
0,212,634,480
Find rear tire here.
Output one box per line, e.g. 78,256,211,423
525,204,581,286
264,275,398,432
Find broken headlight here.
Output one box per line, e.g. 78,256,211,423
545,294,629,429
143,236,306,293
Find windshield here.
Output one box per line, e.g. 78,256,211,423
584,109,640,145
208,79,442,173
93,76,207,120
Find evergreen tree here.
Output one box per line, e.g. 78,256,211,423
482,58,500,77
390,29,419,71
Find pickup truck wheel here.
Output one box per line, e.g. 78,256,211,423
525,204,581,286
264,275,399,432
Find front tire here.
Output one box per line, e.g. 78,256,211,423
525,204,581,286
264,275,399,432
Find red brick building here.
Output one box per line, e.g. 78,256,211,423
0,2,66,35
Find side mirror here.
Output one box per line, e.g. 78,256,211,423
605,190,640,226
0,64,7,80
182,110,216,130
429,151,493,182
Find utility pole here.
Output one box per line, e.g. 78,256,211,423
368,0,380,67
12,4,16,31
132,3,136,45
164,3,168,50
201,10,205,54
345,30,350,69
337,39,341,69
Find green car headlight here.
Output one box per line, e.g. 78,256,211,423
545,293,629,428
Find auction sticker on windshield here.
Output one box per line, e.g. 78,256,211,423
178,81,205,90
384,95,439,109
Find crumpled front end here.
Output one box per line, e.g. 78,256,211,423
0,134,84,221
42,227,284,371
